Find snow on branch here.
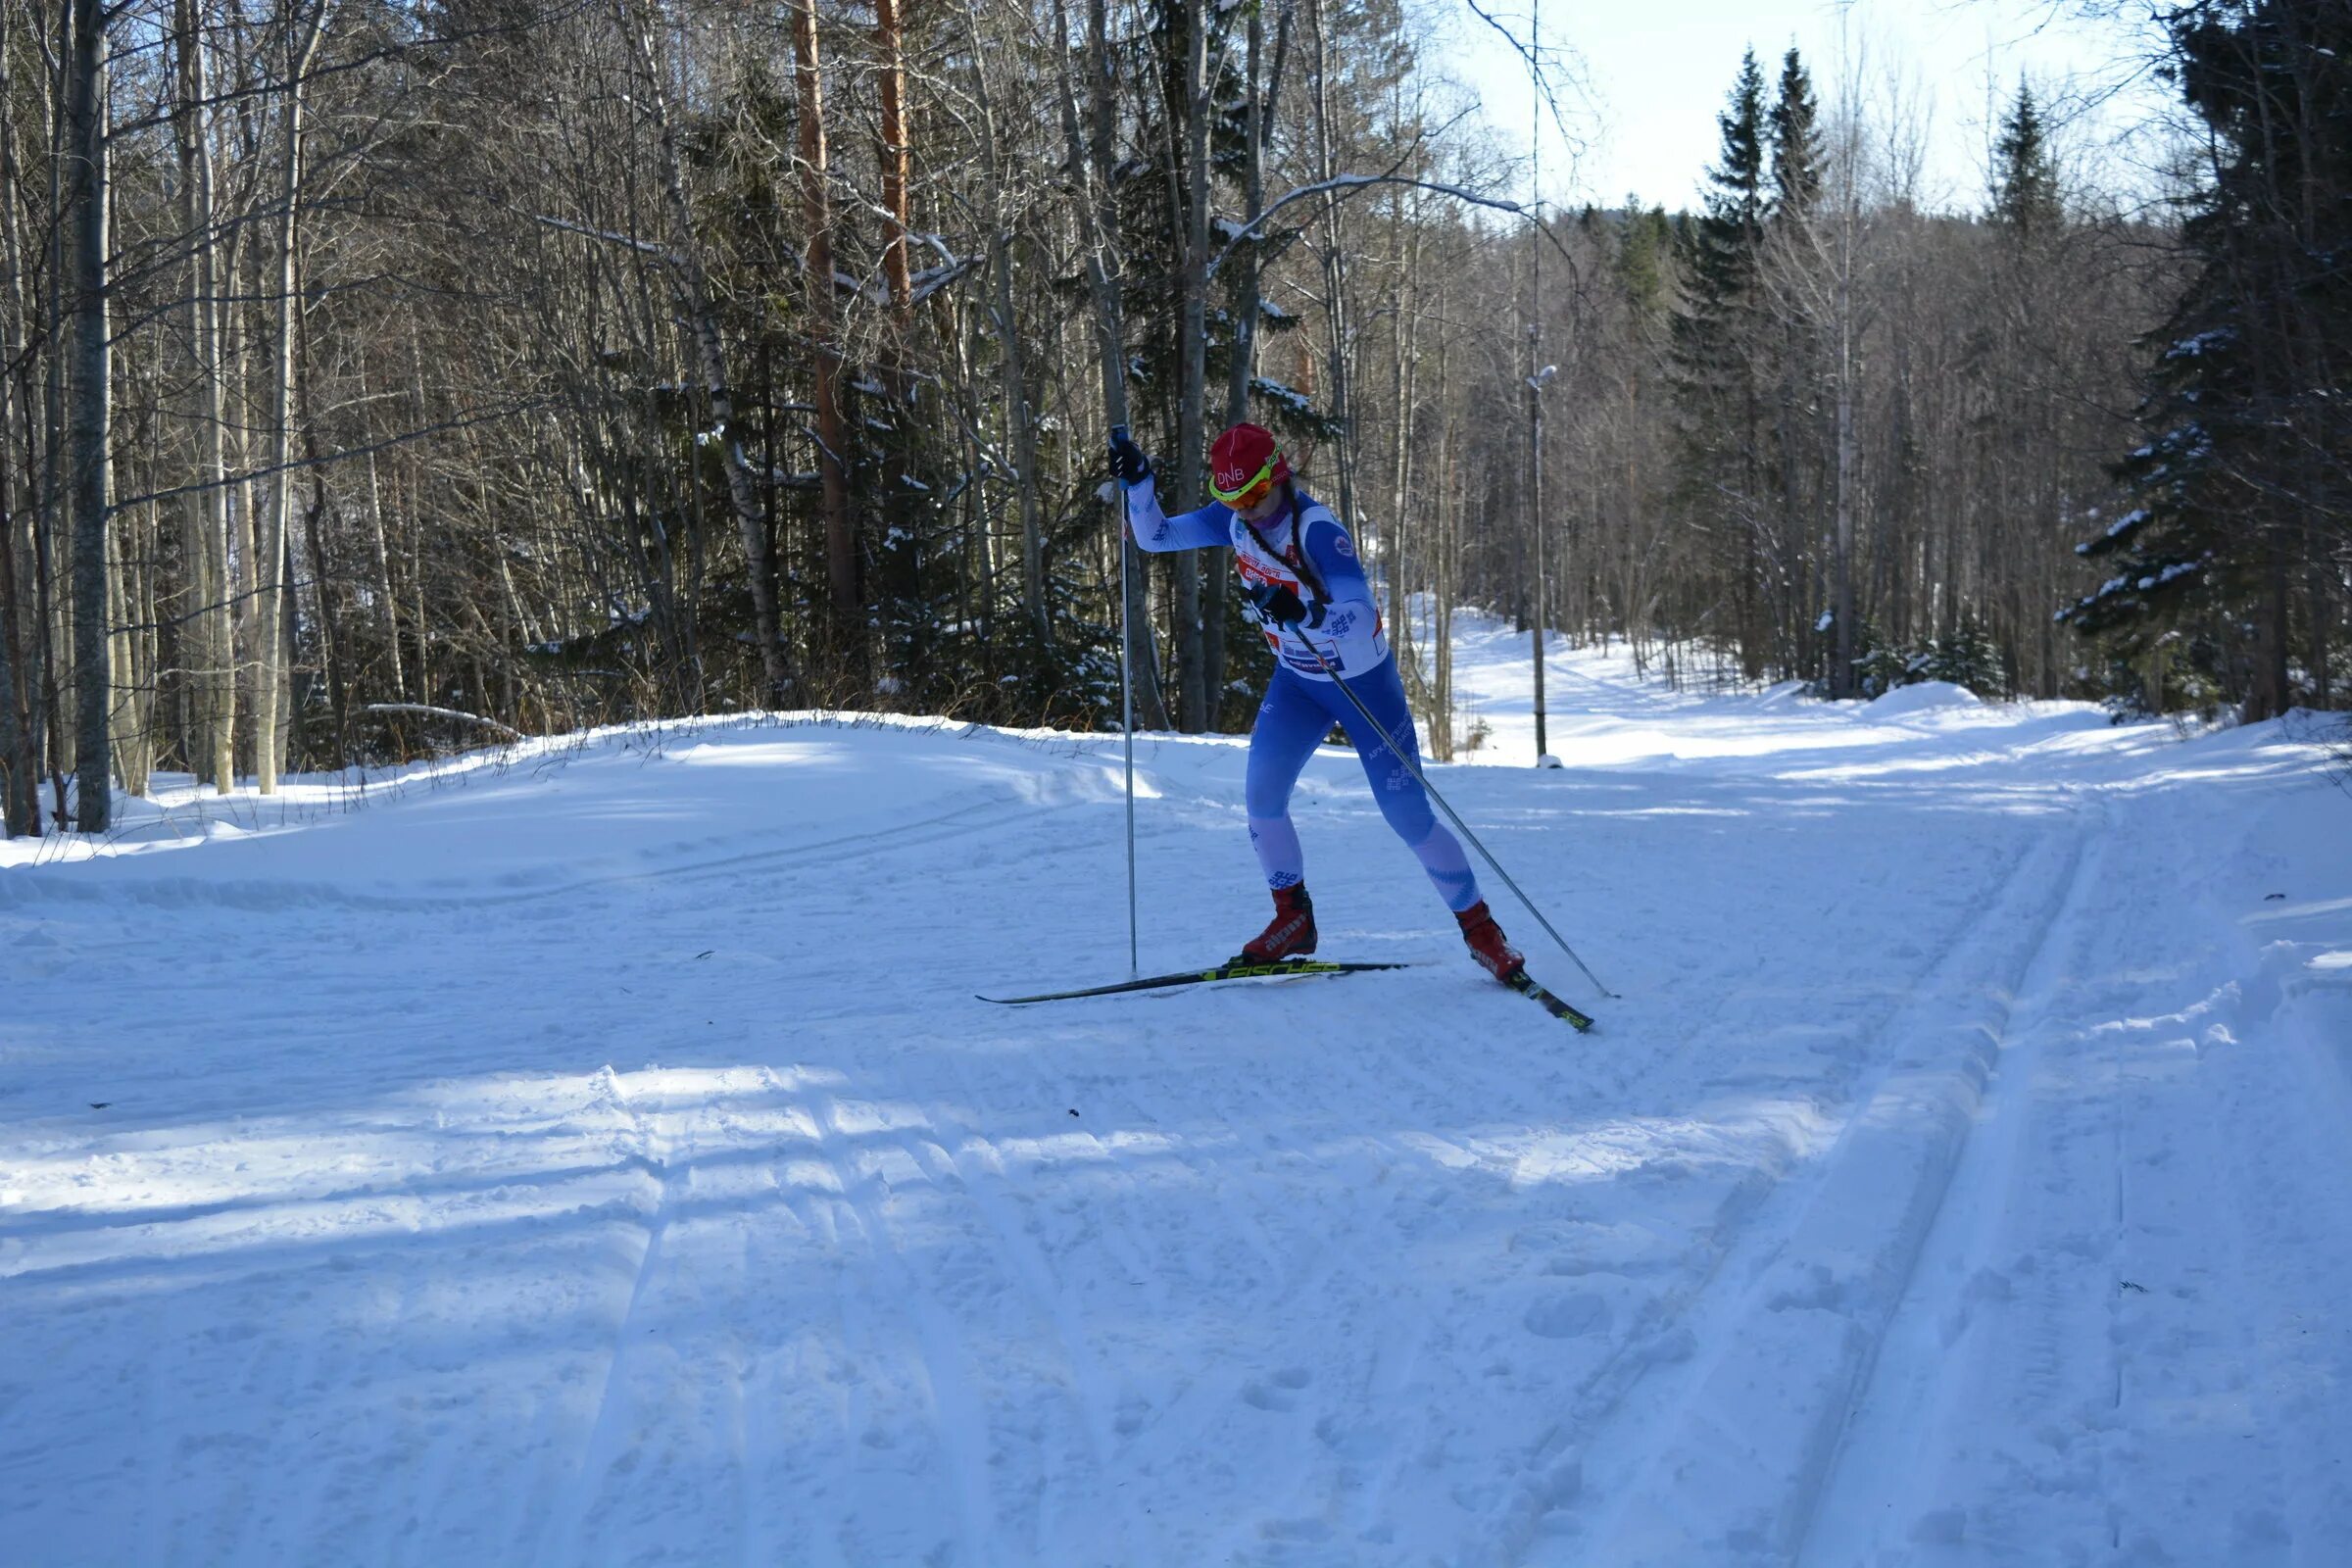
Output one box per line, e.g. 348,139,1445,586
1208,176,1543,280
907,256,983,306
365,704,526,742
823,256,980,306
533,214,676,262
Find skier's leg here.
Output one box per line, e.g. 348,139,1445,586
1232,670,1329,960
1243,668,1328,891
1330,661,1485,913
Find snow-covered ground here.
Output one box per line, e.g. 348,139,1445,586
5,614,2349,1566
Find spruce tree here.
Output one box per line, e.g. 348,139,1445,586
1984,78,2068,700
1675,51,1767,368
1768,47,1821,219
2062,0,2352,717
1763,46,1826,679
1670,50,1771,670
1989,81,2061,237
1615,203,1673,324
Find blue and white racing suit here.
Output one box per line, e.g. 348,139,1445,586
1124,475,1483,912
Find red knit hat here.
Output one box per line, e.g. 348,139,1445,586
1208,422,1291,506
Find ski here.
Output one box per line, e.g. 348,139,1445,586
1506,969,1597,1033
978,957,1409,1005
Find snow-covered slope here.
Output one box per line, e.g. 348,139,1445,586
4,619,2348,1566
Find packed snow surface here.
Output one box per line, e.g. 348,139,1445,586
6,614,2351,1566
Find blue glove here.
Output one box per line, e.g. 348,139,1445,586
1107,425,1152,486
1245,580,1319,628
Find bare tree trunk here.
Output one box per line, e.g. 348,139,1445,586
793,0,858,663
1826,95,1864,699
1306,0,1357,533
1387,204,1423,698
106,502,154,796
1428,265,1455,760
176,0,235,790
1054,0,1166,728
253,0,323,795
42,0,73,815
963,0,1047,645
1207,0,1271,719
66,0,113,829
299,419,346,755
874,0,921,670
225,161,257,780
1168,0,1209,731
366,448,402,697
2255,538,2290,720
0,427,27,832
0,0,33,834
875,0,914,324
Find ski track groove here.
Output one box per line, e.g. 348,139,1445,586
2220,994,2352,1558
775,1153,864,1568
1785,810,2096,1557
1563,800,2090,1565
1797,775,2352,1564
0,793,1057,917
1793,791,2111,1564
808,1087,998,1567
540,1076,678,1568
137,1296,174,1564
936,1140,1106,1555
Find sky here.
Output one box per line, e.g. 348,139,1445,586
1432,0,2175,216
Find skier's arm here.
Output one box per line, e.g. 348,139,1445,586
1297,514,1384,665
1123,474,1230,554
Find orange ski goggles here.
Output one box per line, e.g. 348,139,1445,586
1209,456,1280,510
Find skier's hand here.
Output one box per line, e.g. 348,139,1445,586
1245,580,1311,627
1107,425,1152,487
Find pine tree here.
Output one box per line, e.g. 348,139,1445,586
2062,0,2352,717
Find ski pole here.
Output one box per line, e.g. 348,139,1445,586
1286,625,1616,1000
1114,454,1140,980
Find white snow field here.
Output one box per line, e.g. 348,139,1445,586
5,614,2350,1567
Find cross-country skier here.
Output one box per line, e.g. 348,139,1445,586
1109,420,1525,981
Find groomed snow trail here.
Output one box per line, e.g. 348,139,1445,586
4,619,2348,1566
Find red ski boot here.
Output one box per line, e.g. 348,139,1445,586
1239,884,1318,964
1455,900,1525,981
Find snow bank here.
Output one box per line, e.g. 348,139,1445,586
1861,678,1983,717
